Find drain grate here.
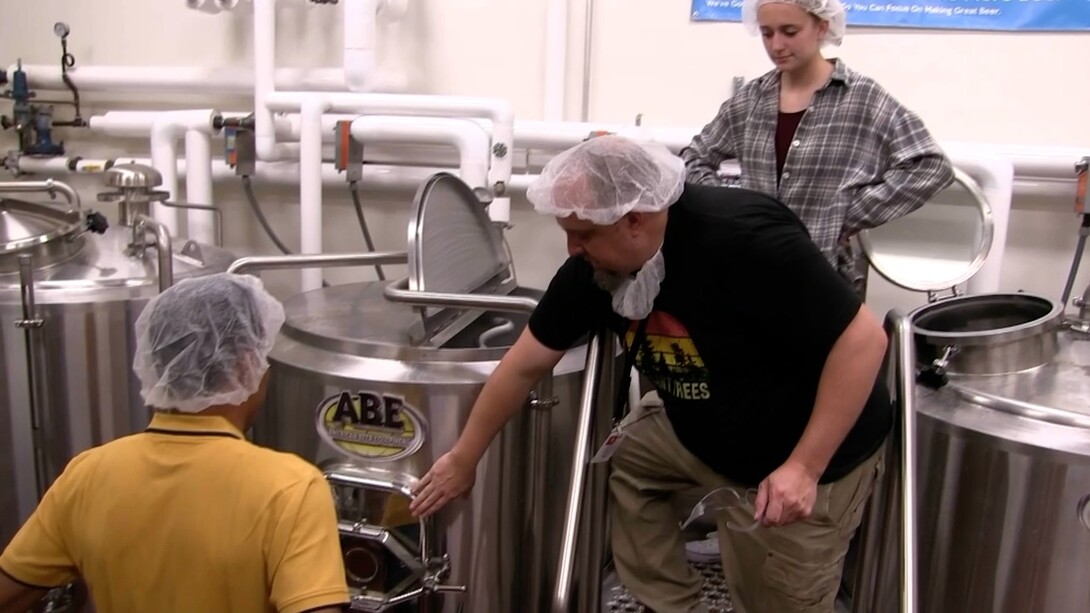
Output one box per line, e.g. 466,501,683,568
605,561,734,612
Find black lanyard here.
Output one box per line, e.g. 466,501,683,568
613,318,649,425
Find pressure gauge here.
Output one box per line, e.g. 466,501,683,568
53,22,70,38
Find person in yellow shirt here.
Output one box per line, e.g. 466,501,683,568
0,272,349,613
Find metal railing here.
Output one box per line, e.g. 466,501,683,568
552,328,608,613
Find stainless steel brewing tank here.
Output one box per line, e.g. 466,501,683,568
258,281,595,612
0,194,235,548
912,293,1090,612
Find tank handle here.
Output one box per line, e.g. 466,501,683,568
0,178,81,210
227,251,409,275
383,277,539,314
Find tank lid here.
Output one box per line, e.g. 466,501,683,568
405,172,515,346
0,197,85,271
859,167,994,295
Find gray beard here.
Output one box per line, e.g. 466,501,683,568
593,269,629,292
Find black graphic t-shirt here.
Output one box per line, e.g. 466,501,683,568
528,183,892,486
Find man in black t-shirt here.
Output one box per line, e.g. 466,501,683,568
410,136,891,613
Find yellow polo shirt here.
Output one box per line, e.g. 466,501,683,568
0,412,349,613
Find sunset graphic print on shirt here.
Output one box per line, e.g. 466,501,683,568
626,310,710,401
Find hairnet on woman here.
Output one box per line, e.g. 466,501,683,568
742,0,847,46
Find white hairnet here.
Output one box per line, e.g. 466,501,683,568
133,272,285,413
742,0,846,47
527,135,684,226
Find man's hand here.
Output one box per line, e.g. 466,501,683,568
409,451,477,518
754,460,819,527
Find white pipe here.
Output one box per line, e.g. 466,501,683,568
89,109,219,137
150,130,181,234
10,64,372,94
945,141,1086,182
267,91,514,222
514,119,696,152
281,113,358,140
251,0,401,160
942,146,1015,294
266,93,513,184
344,0,378,92
184,130,217,244
254,0,294,161
1011,178,1075,201
300,98,331,291
544,0,568,121
350,116,490,189
18,155,464,190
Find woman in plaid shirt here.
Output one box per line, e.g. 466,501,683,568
682,0,954,297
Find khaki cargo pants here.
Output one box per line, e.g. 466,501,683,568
609,399,885,613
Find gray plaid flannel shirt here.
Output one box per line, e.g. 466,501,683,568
681,60,954,286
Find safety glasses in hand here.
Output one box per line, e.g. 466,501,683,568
680,487,760,533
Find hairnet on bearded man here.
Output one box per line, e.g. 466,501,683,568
526,135,684,226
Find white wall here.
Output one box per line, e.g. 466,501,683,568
1,0,1087,313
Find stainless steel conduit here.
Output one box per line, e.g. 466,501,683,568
0,178,81,209
383,277,540,314
15,255,49,500
133,214,173,292
159,200,225,247
552,328,607,613
851,310,918,613
524,373,558,610
227,251,409,275
890,310,917,613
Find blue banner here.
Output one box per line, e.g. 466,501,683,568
691,0,1090,32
